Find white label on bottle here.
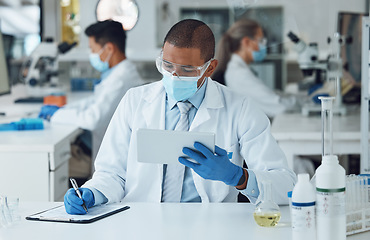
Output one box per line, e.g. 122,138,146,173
292,204,316,231
316,188,345,217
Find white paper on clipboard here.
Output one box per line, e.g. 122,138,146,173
26,203,130,223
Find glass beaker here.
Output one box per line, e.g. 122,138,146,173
253,181,281,227
319,96,335,157
0,196,20,227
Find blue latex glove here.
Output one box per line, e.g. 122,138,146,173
38,105,60,121
179,142,244,186
308,83,323,95
64,188,95,215
0,118,44,131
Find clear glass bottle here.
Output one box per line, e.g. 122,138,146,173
253,181,281,227
319,96,335,157
316,96,346,240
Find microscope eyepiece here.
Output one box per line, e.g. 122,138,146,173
287,31,300,43
58,42,77,54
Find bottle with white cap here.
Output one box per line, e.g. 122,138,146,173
316,155,346,240
291,173,316,240
315,97,346,240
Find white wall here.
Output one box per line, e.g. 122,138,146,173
273,0,367,60
153,0,367,61
41,0,58,40
58,0,159,61
43,0,99,61
126,0,159,61
44,0,368,61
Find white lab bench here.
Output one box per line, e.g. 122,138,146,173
0,125,81,201
0,202,369,240
271,106,369,170
0,84,91,201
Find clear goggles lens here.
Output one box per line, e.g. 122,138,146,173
156,55,212,79
257,38,267,46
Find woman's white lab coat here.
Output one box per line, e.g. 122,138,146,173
51,59,145,159
225,54,286,118
83,79,296,204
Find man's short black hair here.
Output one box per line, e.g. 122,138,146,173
85,20,126,54
163,19,215,62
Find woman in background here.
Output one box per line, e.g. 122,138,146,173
212,19,296,118
213,19,314,177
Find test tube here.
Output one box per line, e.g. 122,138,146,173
347,175,354,213
355,176,360,211
319,97,335,157
361,176,365,210
366,176,369,208
362,176,369,209
346,176,352,212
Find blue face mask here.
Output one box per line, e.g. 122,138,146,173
89,48,111,72
252,43,267,62
162,74,200,102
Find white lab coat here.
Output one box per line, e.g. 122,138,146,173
83,79,296,204
51,59,145,159
225,54,286,118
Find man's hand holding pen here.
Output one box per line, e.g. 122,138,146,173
64,178,95,215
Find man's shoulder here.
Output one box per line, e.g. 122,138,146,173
125,80,162,98
210,80,248,102
129,80,161,90
112,59,140,76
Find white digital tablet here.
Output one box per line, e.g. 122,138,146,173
136,128,215,164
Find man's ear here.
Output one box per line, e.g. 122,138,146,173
105,42,115,54
204,59,218,77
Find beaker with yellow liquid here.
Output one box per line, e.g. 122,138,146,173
253,181,281,227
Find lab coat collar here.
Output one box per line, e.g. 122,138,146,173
98,59,130,85
230,53,248,68
230,53,260,75
189,78,224,131
101,67,113,80
100,59,124,80
142,81,166,129
142,80,164,103
202,78,224,109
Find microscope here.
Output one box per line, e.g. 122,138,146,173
21,38,77,98
287,32,327,88
288,31,349,116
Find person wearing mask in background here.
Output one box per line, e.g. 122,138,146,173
213,19,313,176
212,19,298,119
63,19,296,215
39,20,145,170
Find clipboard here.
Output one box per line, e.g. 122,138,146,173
26,203,130,224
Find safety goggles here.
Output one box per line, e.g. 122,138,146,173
90,44,107,57
255,37,267,46
156,52,212,79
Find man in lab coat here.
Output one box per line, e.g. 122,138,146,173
64,19,296,214
40,20,145,162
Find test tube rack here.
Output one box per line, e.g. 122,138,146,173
346,174,370,236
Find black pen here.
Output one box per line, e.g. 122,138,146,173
70,178,88,213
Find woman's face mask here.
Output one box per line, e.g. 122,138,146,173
252,43,267,62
